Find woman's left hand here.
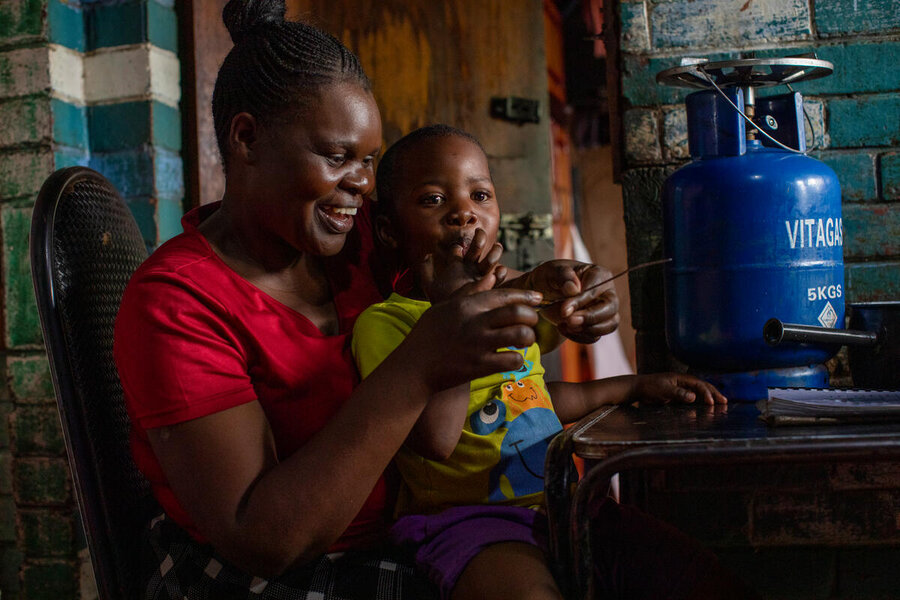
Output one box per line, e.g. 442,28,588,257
520,260,620,344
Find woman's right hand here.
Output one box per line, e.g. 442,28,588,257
402,273,543,393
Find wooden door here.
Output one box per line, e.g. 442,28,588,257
180,1,231,207
183,0,555,269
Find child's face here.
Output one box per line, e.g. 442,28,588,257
382,135,500,270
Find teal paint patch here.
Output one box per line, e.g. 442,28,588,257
14,459,72,504
154,146,182,200
147,0,177,54
619,2,649,53
0,56,11,90
0,150,54,201
650,0,810,50
624,108,661,164
812,150,877,202
0,96,50,146
2,205,42,348
90,148,154,197
842,203,900,259
123,196,157,249
0,48,50,99
800,100,826,151
845,261,900,302
87,0,144,50
622,55,686,107
88,101,151,152
14,406,66,456
7,356,55,402
50,98,88,149
48,0,85,51
622,52,738,108
20,509,73,555
662,106,688,160
155,195,183,245
53,148,89,169
790,42,900,96
755,46,817,98
152,100,181,151
816,0,900,35
0,0,45,42
882,153,900,200
828,95,900,148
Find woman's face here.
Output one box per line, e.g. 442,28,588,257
249,81,382,258
385,135,500,271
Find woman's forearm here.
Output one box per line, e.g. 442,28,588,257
153,287,544,576
151,343,435,577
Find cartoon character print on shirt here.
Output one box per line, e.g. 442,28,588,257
469,347,562,502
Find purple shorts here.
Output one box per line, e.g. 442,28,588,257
390,505,548,600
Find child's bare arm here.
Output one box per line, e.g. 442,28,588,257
404,383,471,461
548,373,727,425
547,377,636,424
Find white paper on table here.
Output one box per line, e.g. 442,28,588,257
759,387,900,418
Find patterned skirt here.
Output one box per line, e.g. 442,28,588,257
140,512,437,600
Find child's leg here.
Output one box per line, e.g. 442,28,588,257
451,541,562,600
390,506,554,600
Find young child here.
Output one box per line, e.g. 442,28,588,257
351,124,727,600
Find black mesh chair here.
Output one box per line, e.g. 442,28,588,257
30,166,160,600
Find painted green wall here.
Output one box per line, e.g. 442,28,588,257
618,0,900,372
0,0,182,597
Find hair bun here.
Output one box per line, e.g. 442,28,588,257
222,0,286,45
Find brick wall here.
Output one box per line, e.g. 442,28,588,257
617,0,900,372
0,1,182,597
616,2,900,597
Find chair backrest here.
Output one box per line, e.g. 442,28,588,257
30,167,159,600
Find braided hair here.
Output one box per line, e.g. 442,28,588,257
213,0,371,167
375,124,487,218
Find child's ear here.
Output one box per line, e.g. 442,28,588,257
375,213,399,249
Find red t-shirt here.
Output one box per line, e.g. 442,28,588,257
114,202,387,551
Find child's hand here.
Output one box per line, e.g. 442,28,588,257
631,373,727,406
416,228,507,303
520,260,619,344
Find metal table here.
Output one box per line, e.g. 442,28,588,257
543,402,900,599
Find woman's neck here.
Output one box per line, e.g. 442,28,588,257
199,201,333,311
200,200,296,270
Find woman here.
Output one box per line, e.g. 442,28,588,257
113,1,619,598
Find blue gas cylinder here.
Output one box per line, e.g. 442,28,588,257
663,89,844,374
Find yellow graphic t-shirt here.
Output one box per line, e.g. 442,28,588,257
352,293,563,517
